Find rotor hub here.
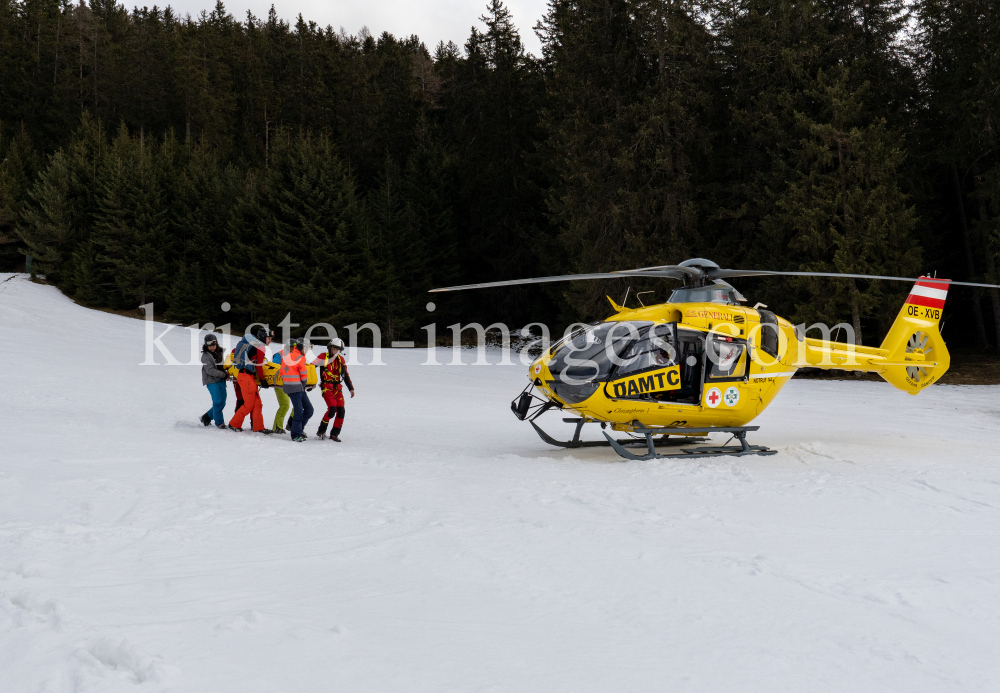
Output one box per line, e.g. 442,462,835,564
675,258,719,287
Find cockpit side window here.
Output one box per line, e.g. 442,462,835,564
613,323,678,378
547,321,651,383
707,336,748,380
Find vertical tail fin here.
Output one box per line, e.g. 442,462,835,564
878,278,951,394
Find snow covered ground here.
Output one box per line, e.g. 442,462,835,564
2,272,1000,693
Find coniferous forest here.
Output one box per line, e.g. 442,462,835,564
1,0,999,349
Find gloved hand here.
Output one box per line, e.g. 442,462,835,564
259,380,270,389
306,385,315,392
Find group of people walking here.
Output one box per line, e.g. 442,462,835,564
199,328,355,443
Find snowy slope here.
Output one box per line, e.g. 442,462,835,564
2,272,1000,693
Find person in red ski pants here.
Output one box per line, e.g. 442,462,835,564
312,338,355,442
228,327,273,433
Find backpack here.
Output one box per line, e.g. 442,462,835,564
233,336,257,374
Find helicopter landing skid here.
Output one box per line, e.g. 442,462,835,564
603,425,777,461
530,418,708,450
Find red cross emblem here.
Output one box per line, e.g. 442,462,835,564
708,390,720,405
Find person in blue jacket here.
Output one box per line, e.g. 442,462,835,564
199,334,228,428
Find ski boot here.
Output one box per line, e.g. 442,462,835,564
200,413,212,426
257,428,273,435
330,427,342,443
316,422,328,440
227,425,243,432
273,426,286,435
216,423,227,430
292,435,306,443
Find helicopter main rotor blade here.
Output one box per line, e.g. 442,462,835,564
613,264,703,278
708,269,1000,289
429,260,1000,294
429,269,691,293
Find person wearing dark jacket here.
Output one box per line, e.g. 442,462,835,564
200,334,228,428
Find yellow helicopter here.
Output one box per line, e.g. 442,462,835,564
431,258,1000,460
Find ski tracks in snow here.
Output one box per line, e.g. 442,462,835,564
1,575,177,690
4,274,1000,691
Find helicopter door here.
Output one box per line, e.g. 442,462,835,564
674,327,706,404
605,323,680,401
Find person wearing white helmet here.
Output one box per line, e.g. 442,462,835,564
312,337,355,442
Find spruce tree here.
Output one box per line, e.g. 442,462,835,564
540,0,716,318
91,124,170,308
225,132,360,331
16,114,105,291
712,0,834,270
0,123,37,270
403,115,461,325
163,141,240,324
917,0,1000,350
15,149,74,277
763,69,920,343
363,154,416,343
442,0,552,324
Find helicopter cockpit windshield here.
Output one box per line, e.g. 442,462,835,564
667,284,746,305
545,321,677,404
547,322,648,381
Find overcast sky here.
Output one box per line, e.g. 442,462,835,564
164,0,549,55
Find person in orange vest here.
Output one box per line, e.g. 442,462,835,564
280,336,314,442
312,338,355,442
270,346,292,434
228,327,273,434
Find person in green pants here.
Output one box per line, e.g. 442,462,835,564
271,347,291,434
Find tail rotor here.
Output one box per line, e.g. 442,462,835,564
905,330,933,384
879,280,951,393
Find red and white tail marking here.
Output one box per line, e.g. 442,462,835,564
906,277,950,310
